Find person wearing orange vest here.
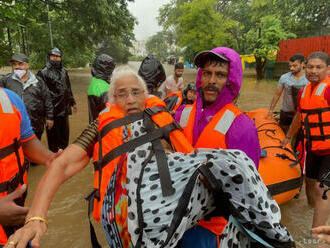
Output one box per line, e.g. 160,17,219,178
0,87,55,247
283,51,330,228
175,47,260,248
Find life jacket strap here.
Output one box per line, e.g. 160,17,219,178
0,139,21,160
0,159,28,194
300,107,330,114
94,122,180,172
84,188,102,248
99,106,168,139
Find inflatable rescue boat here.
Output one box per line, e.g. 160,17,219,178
246,108,302,205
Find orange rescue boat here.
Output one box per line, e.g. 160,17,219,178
246,108,302,205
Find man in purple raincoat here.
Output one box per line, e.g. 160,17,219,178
175,47,260,248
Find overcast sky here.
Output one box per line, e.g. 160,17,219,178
128,0,171,41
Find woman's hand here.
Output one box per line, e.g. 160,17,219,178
5,220,47,248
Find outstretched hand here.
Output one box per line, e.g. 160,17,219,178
5,220,47,248
266,110,273,119
311,226,330,247
0,185,29,226
45,149,63,167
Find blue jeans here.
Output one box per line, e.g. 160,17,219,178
180,226,218,248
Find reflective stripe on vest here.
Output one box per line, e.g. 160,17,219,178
0,89,14,114
301,86,307,98
315,83,327,96
176,96,181,106
214,109,236,135
180,106,193,128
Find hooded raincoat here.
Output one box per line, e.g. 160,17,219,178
175,47,261,248
37,48,76,152
87,54,115,122
37,48,76,117
175,47,260,167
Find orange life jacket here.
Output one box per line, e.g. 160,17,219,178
91,95,193,222
164,91,183,112
300,77,330,152
179,102,243,238
0,88,28,245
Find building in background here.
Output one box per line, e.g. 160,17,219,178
130,40,147,57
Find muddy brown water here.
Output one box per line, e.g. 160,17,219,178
10,61,325,247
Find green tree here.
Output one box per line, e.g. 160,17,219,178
146,31,176,61
158,0,328,78
176,0,237,62
0,0,135,67
272,0,330,37
246,15,295,79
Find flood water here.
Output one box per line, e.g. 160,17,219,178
23,62,326,247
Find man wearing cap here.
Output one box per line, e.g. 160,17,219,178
37,48,77,152
0,53,54,141
175,47,260,248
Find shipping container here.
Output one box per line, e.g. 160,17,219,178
277,36,330,62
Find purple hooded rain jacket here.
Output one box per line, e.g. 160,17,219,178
175,47,260,168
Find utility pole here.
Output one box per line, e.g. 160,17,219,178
46,1,54,48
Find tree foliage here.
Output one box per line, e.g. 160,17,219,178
145,30,180,61
158,0,329,79
177,0,237,61
0,0,135,68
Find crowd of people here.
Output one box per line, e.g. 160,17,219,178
0,46,329,248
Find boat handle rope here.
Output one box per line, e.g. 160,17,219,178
262,145,304,198
258,128,282,143
262,145,300,167
256,121,279,130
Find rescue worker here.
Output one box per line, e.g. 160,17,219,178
282,51,330,228
0,87,56,247
37,47,77,152
0,53,54,140
175,47,260,248
138,55,166,98
267,54,309,133
87,54,116,122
